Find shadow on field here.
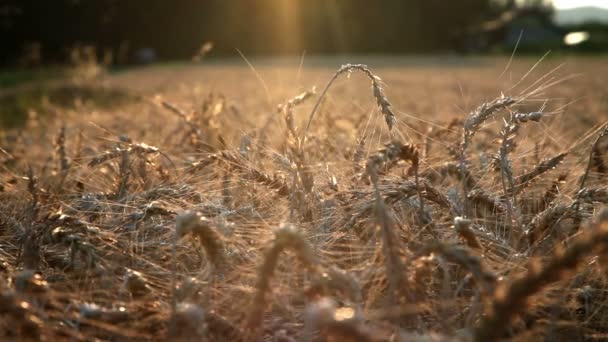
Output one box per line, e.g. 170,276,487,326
0,84,139,128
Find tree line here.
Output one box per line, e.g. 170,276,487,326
1,0,515,65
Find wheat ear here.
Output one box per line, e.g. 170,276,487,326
459,95,515,214
496,112,543,235
303,298,370,342
175,211,226,268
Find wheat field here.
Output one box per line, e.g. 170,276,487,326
1,56,608,341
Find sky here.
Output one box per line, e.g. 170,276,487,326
552,0,608,9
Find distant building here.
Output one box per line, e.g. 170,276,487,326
135,48,157,64
469,7,567,52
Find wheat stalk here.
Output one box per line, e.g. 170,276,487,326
420,242,496,294
498,112,543,229
303,298,370,342
301,64,396,152
539,173,568,212
475,209,608,341
580,124,608,191
515,152,567,195
54,125,71,174
247,223,320,332
524,203,577,245
175,211,226,268
459,95,516,214
454,216,482,250
115,136,131,198
468,189,506,214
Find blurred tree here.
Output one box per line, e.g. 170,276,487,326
0,0,513,65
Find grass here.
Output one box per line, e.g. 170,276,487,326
0,67,67,89
0,56,607,341
0,83,139,129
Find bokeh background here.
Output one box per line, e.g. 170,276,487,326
1,0,608,67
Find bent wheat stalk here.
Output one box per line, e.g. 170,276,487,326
248,224,320,332
175,211,226,267
301,64,396,152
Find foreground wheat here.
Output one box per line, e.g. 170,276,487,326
0,61,606,341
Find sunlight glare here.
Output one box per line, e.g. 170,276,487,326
276,0,302,53
564,31,590,45
552,0,608,9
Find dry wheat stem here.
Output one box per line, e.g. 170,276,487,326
175,211,226,267
419,242,496,295
579,124,608,192
279,88,316,139
115,138,131,199
468,189,506,214
55,125,71,174
454,217,482,250
475,209,608,341
572,124,608,226
188,150,291,197
161,100,203,139
303,298,371,342
352,134,367,173
497,112,543,240
366,141,423,219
